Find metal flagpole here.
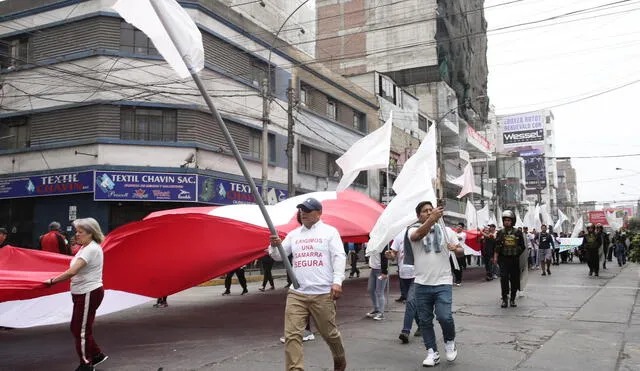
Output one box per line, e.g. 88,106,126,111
149,1,299,288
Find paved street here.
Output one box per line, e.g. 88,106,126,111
2,262,639,371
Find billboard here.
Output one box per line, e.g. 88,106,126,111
198,176,288,205
499,111,547,190
94,171,197,202
0,171,94,199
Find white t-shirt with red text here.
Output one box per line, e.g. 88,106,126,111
270,221,346,295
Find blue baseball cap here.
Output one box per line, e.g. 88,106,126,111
296,197,323,212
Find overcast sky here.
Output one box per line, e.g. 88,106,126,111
485,0,640,207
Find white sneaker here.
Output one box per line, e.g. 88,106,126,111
280,331,315,344
303,330,315,341
366,311,379,318
372,313,385,321
444,340,457,361
422,349,440,367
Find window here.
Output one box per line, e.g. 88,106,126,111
353,112,365,132
120,22,159,56
546,115,551,124
418,115,428,132
326,100,337,120
299,87,307,106
378,75,396,104
354,171,368,187
120,107,176,141
0,37,31,68
249,130,261,159
248,130,276,162
328,154,341,179
0,116,30,149
299,144,312,172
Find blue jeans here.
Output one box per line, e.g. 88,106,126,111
368,268,388,313
399,277,412,299
414,284,455,351
402,281,419,333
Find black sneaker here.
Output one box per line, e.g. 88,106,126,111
91,353,109,366
222,291,231,296
398,332,409,344
510,300,517,307
501,300,508,308
75,363,94,371
241,289,248,295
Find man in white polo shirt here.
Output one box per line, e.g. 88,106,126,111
269,197,347,371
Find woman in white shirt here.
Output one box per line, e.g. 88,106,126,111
45,218,108,371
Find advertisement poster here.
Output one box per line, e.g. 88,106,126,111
0,171,94,199
94,171,197,202
498,111,547,191
198,176,288,205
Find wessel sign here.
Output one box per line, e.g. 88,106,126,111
503,129,544,146
94,171,197,202
0,171,94,199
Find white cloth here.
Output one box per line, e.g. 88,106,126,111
391,230,415,279
70,241,103,295
408,227,459,286
368,249,382,269
269,221,346,295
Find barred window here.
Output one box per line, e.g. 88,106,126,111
0,116,30,149
120,107,176,142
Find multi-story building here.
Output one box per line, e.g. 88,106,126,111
556,158,578,232
315,0,492,223
497,110,558,218
0,0,380,247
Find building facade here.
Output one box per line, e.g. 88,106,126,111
0,0,379,247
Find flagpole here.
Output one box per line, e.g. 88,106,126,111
148,1,299,289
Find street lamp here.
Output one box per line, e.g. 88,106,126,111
261,0,311,200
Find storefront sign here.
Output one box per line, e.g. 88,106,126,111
0,171,94,199
198,176,288,205
94,171,197,202
466,126,491,151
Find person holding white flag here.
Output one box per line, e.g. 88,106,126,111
403,201,463,367
335,112,393,191
366,127,437,257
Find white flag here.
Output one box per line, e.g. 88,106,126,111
454,163,475,199
534,203,542,230
570,217,584,238
497,206,504,229
366,128,437,256
393,126,437,194
336,111,393,191
112,0,204,78
477,204,490,227
540,204,553,227
465,199,478,230
515,208,524,228
554,209,568,232
605,211,623,230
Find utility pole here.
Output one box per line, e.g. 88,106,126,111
286,81,296,196
480,165,485,207
261,77,270,202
